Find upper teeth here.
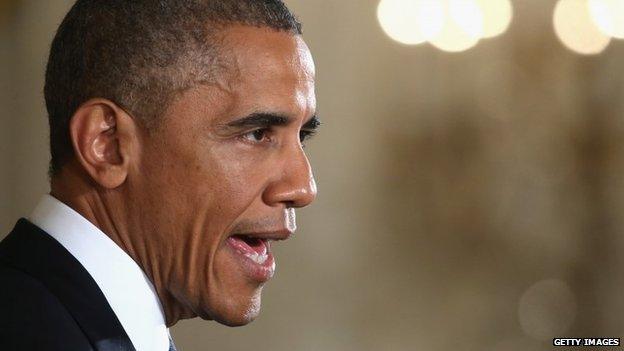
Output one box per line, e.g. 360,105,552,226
246,251,268,265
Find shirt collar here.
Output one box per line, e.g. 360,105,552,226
28,194,170,351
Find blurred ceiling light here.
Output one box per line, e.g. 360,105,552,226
429,0,484,52
377,0,445,45
588,0,624,39
475,0,514,38
553,0,611,55
518,279,576,340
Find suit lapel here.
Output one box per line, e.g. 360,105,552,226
168,333,177,351
0,218,136,351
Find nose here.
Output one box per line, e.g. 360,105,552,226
262,145,317,208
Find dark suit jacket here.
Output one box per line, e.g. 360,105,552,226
0,218,136,350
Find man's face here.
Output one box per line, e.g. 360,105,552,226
128,26,318,326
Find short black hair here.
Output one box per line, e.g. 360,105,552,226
45,0,302,176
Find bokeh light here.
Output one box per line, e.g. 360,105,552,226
475,0,514,38
588,0,624,39
518,279,577,341
377,0,445,45
429,0,484,52
553,0,611,55
377,0,514,51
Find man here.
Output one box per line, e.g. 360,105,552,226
0,0,319,350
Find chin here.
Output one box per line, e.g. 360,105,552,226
200,290,263,327
214,313,258,327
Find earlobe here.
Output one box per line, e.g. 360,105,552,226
69,99,135,189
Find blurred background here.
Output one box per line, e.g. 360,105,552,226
2,0,624,350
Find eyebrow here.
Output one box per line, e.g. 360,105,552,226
225,112,321,130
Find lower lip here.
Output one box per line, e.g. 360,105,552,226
226,237,276,282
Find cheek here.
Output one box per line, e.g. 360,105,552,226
150,144,268,257
193,145,273,212
138,131,278,248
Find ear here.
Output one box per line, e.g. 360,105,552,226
69,99,138,189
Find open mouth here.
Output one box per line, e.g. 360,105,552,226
227,234,270,265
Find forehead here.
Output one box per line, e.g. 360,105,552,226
219,26,315,92
158,26,316,131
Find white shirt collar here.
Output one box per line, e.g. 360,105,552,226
28,194,171,351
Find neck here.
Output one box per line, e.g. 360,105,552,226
50,163,196,326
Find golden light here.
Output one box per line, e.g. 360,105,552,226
588,0,624,39
377,0,445,45
377,0,513,51
429,0,484,52
475,0,514,38
553,0,611,55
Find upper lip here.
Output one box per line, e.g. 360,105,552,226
232,229,293,242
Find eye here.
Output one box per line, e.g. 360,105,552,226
299,130,317,145
242,128,271,143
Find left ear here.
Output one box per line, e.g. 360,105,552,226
68,99,139,189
